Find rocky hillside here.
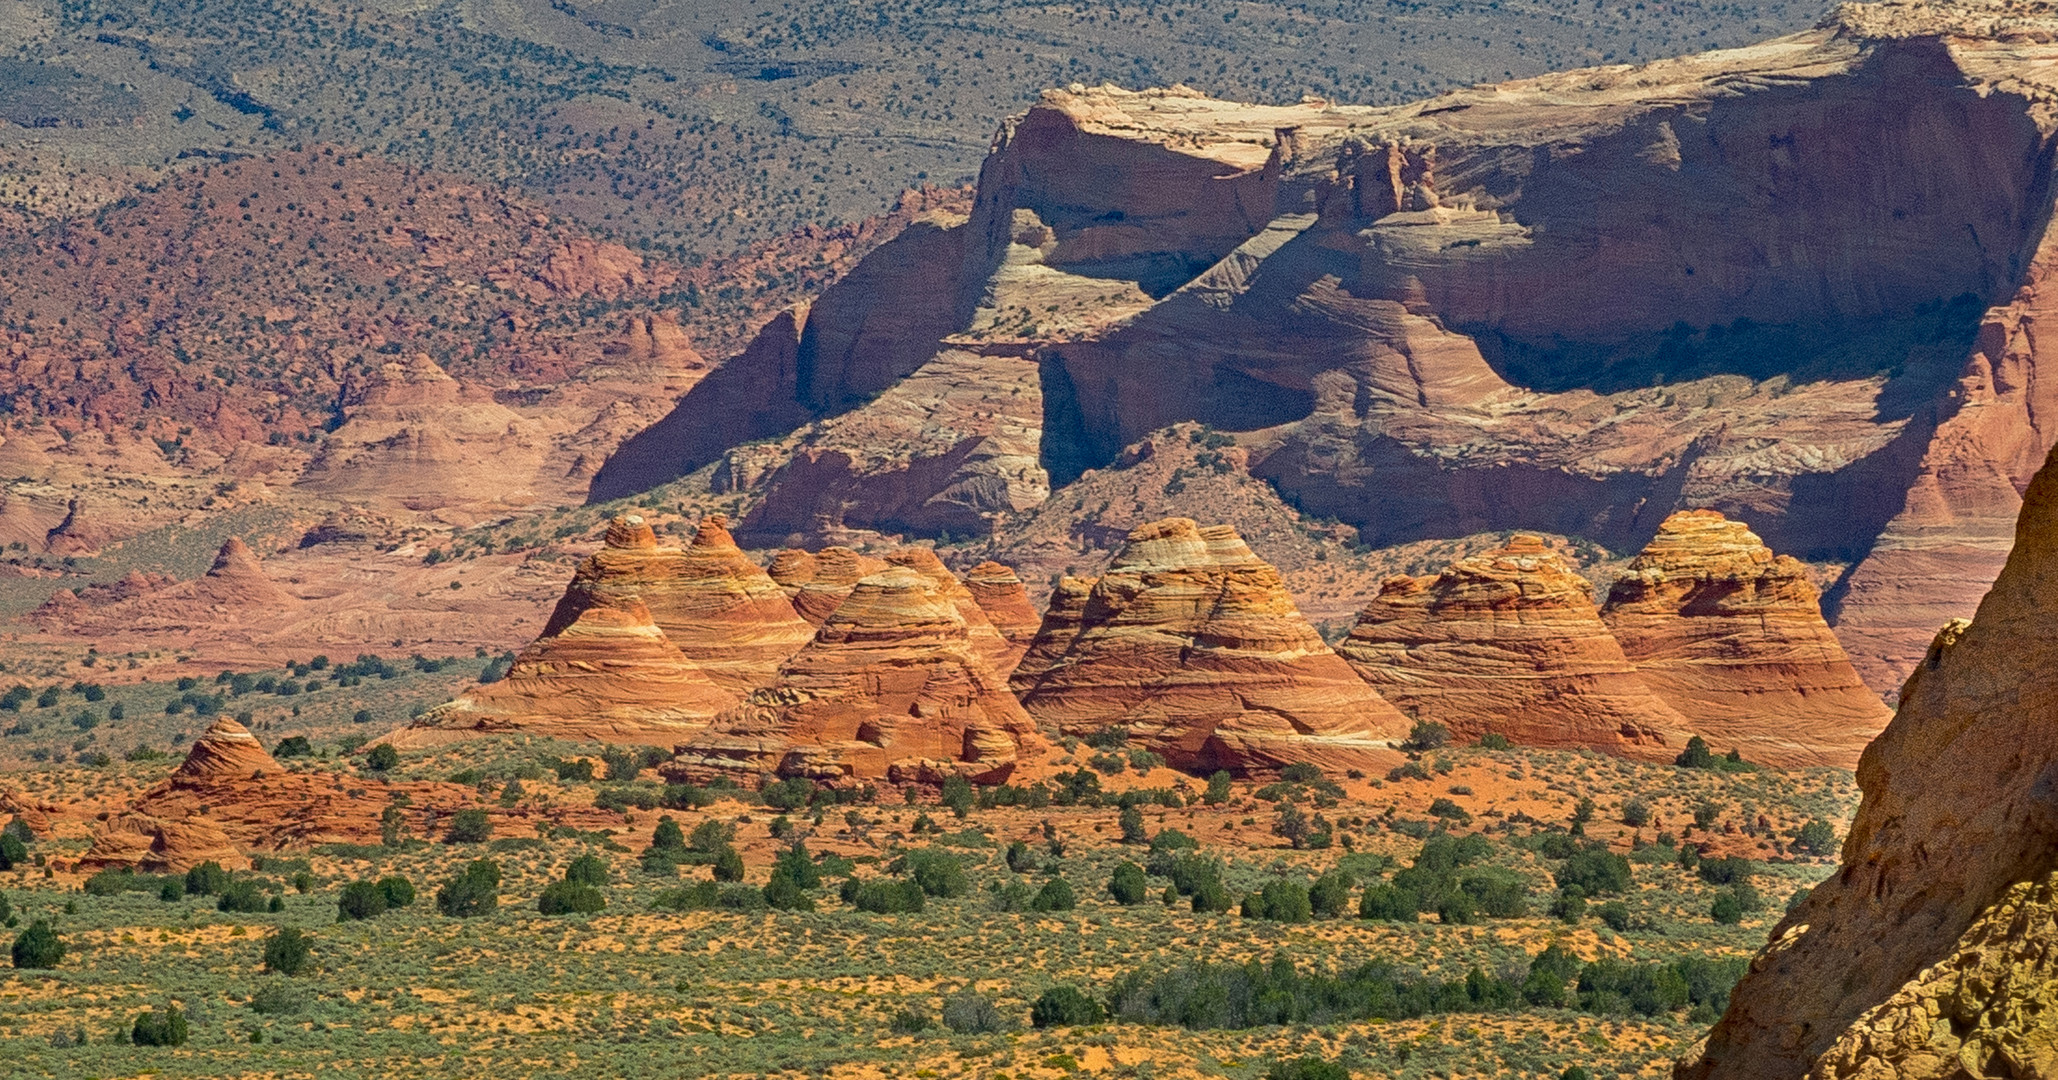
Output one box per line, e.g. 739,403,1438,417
599,1,2058,694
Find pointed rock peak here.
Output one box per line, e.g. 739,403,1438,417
885,546,950,576
605,514,658,550
175,716,281,781
828,567,963,628
1498,532,1551,556
1111,517,1211,570
810,547,879,584
207,537,263,579
1197,523,1261,565
689,514,741,552
966,561,1023,587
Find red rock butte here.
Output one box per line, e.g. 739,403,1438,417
1601,510,1892,769
1011,518,1408,776
1338,534,1686,759
539,514,816,692
672,566,1049,786
389,592,738,748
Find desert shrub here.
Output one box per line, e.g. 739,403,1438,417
1405,720,1449,751
377,876,414,908
649,816,687,852
1598,901,1635,931
1243,879,1313,923
1460,869,1530,918
711,845,745,882
941,988,1010,1034
689,820,736,852
772,843,821,889
1359,884,1417,922
563,854,608,887
1477,733,1513,750
11,919,62,969
1272,802,1331,849
1109,952,1514,1029
130,1006,188,1046
1427,797,1472,824
538,880,606,916
762,871,814,911
365,743,399,771
1416,832,1492,871
1149,828,1199,853
1118,805,1147,844
1280,763,1324,783
1005,840,1038,873
1266,1057,1349,1080
1108,861,1148,905
762,777,814,811
185,861,232,896
1621,798,1652,827
1031,878,1077,913
1550,886,1588,923
337,880,388,921
217,880,271,914
899,850,969,898
248,980,309,1015
85,867,169,897
554,758,595,782
435,859,500,917
1203,770,1233,805
263,927,312,975
599,746,642,782
0,832,25,871
939,773,975,817
888,1008,931,1034
661,783,717,809
443,809,492,843
1711,890,1744,924
1031,985,1105,1028
1698,856,1755,886
652,883,720,912
274,735,312,759
1555,848,1632,896
847,879,926,914
1794,819,1839,857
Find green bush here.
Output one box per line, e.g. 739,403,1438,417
1477,733,1513,750
711,845,745,883
1266,1056,1350,1080
1203,770,1233,805
1405,720,1449,751
0,832,26,870
445,808,492,843
1359,884,1417,922
1030,985,1105,1028
773,844,821,889
1031,878,1077,913
1108,861,1148,905
131,1006,188,1046
1711,890,1744,924
939,774,974,818
1550,887,1588,923
274,735,313,758
888,1008,931,1034
435,859,500,917
762,777,814,810
217,880,271,914
337,880,388,921
903,850,968,899
941,988,1009,1034
1522,944,1580,1006
365,743,399,771
847,878,926,914
248,980,309,1015
538,880,606,916
263,927,312,975
1621,798,1652,827
1698,856,1755,886
563,854,609,887
1460,869,1530,918
377,875,415,908
1555,848,1632,896
1242,879,1312,923
1597,901,1634,931
185,861,232,896
762,870,815,911
10,919,62,969
1794,819,1839,857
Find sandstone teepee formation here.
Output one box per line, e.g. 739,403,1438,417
1338,534,1687,759
768,545,891,625
176,716,283,782
1676,451,2058,1079
1601,510,1891,769
1012,518,1408,775
390,592,738,748
883,547,1022,678
540,514,816,692
964,561,1042,648
673,567,1049,785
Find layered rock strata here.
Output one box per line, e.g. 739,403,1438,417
539,515,815,692
1600,510,1891,769
1011,518,1408,775
1338,534,1686,758
964,561,1042,648
883,547,1022,677
1676,440,2058,1078
770,546,890,625
673,567,1048,785
389,593,737,748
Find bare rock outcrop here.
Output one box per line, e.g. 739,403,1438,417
1676,440,2058,1078
1011,518,1408,775
83,813,247,874
672,567,1049,785
883,547,1021,678
1338,534,1686,758
389,592,737,748
775,546,890,626
538,514,816,692
1600,510,1891,769
175,716,283,783
965,561,1042,648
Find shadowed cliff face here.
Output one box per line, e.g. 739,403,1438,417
596,11,2058,691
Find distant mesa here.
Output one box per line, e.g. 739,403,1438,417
388,591,738,749
540,514,816,693
1011,518,1408,776
671,566,1050,786
1601,510,1891,770
1338,534,1686,759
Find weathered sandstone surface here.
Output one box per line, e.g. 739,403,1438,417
771,546,891,626
964,561,1042,648
883,547,1023,677
538,515,816,692
672,567,1049,785
1338,534,1685,758
599,4,2058,692
1601,510,1891,769
1011,518,1407,775
1676,435,2058,1077
389,592,737,748
33,537,299,633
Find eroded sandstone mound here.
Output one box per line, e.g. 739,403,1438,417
883,548,1022,677
1011,518,1407,775
389,592,737,748
1601,510,1891,769
1676,441,2058,1078
965,561,1041,647
774,546,891,625
538,514,816,691
672,567,1049,785
1338,534,1685,758
83,813,247,874
176,717,283,782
